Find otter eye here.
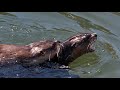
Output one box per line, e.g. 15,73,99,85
85,34,91,39
40,51,45,55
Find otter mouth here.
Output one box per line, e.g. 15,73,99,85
87,33,97,52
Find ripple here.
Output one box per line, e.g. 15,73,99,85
59,12,116,36
0,12,17,17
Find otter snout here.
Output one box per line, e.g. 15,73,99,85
91,33,97,37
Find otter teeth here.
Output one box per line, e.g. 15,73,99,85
49,53,51,61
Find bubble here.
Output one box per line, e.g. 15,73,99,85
0,26,3,28
88,72,91,74
87,63,90,65
96,69,101,73
16,74,19,77
102,49,105,52
11,29,14,31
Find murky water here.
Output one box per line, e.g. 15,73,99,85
0,12,120,78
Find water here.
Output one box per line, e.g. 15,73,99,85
0,12,120,78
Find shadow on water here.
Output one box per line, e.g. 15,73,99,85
0,64,79,78
59,12,116,36
112,12,120,16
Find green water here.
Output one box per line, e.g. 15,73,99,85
0,12,120,78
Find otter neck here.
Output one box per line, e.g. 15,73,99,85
57,40,74,65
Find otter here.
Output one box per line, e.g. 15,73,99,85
0,33,97,68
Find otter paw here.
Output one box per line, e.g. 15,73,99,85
59,65,70,69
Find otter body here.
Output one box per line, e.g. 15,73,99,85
0,40,61,66
0,33,97,68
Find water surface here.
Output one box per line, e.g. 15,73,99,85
0,12,120,78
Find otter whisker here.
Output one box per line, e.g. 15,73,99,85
60,43,64,47
56,44,62,58
49,52,51,61
56,49,60,57
71,42,76,47
65,55,71,61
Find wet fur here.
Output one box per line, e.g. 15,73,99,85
0,40,62,66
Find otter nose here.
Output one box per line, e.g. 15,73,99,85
91,33,97,37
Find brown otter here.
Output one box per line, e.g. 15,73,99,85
0,33,97,68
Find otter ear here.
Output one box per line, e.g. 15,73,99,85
31,47,43,55
53,40,61,46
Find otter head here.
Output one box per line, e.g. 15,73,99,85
58,33,97,65
68,33,97,53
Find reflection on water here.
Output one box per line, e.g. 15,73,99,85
103,42,118,59
0,12,120,78
112,12,120,16
59,12,115,35
0,12,16,17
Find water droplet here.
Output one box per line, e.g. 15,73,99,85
11,29,14,31
88,72,91,74
102,49,105,52
16,74,19,77
87,63,90,65
35,68,39,72
96,69,101,73
0,26,3,28
12,26,16,28
67,77,72,78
